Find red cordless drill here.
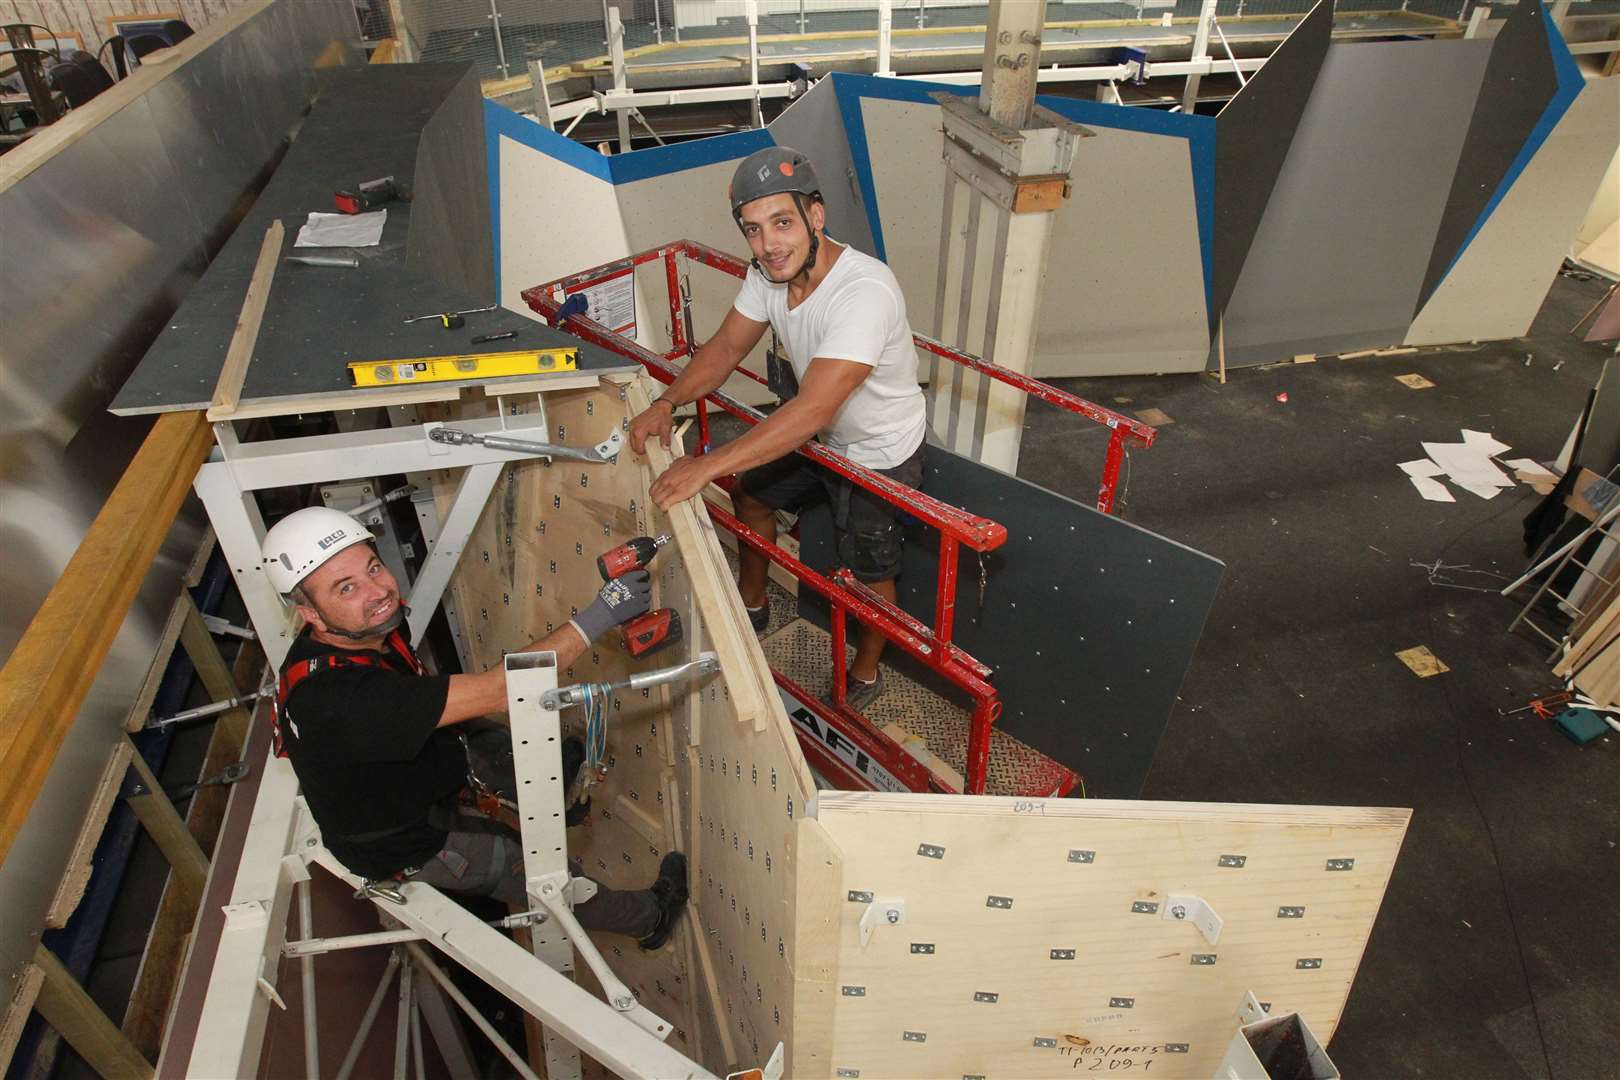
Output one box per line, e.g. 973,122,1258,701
597,534,680,657
597,534,670,581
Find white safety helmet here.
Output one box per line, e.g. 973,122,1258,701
261,507,375,596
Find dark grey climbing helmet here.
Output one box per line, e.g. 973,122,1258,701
728,146,822,216
728,146,825,281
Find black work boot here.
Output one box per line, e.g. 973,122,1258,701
638,852,689,951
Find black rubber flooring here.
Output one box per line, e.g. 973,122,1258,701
1018,272,1620,1079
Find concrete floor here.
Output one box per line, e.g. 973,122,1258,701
1018,271,1619,1078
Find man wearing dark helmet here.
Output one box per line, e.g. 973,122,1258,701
630,146,926,714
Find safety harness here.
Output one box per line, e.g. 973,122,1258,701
272,628,422,758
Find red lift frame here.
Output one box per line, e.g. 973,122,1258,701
522,240,1155,796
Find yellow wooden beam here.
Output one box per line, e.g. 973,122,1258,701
0,409,214,865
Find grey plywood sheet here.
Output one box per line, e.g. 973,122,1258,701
1211,0,1331,329
1220,39,1493,368
1418,0,1559,309
796,446,1224,797
112,65,629,416
765,78,877,255
406,65,496,302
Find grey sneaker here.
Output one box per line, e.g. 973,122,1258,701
842,669,885,713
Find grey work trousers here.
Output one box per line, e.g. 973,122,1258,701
405,729,658,938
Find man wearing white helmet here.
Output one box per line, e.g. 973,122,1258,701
261,506,688,949
629,145,926,714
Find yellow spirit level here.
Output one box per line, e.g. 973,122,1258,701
347,347,578,388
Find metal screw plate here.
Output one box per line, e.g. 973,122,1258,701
1050,949,1076,960
986,895,1013,909
917,843,945,859
1278,906,1305,918
902,1031,926,1043
837,1070,860,1078
1191,954,1217,965
841,986,865,996
1326,858,1355,871
973,991,999,1003
1218,854,1247,868
1068,849,1095,863
1297,958,1323,969
1166,1043,1189,1053
1033,1037,1058,1049
1131,900,1159,914
911,943,935,954
848,890,873,903
1110,997,1135,1009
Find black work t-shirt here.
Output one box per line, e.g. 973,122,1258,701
277,631,463,878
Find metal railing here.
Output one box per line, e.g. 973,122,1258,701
523,239,1154,794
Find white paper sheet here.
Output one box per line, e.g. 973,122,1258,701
1399,458,1446,478
1452,478,1504,500
1461,429,1512,456
1409,475,1456,502
296,210,387,248
1505,458,1556,479
1422,440,1514,488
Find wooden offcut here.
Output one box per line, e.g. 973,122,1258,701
206,219,283,421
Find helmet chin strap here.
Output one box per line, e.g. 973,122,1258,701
320,603,410,642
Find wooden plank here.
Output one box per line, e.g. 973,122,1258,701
0,409,213,865
206,219,283,421
126,741,209,908
809,793,1409,1078
32,944,153,1080
124,600,260,1056
45,741,135,928
0,958,44,1070
122,595,191,733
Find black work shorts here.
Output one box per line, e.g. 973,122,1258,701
737,441,925,584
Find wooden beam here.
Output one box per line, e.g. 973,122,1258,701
46,741,135,928
126,741,209,908
32,945,153,1080
0,960,45,1071
207,219,283,421
0,408,214,866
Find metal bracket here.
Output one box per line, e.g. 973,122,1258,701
858,898,906,947
542,652,719,711
1163,893,1223,946
532,871,674,1040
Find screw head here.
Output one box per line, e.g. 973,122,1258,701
1171,905,1187,920
886,909,900,924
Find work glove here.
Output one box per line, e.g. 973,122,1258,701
570,570,652,644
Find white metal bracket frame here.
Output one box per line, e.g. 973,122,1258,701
1162,892,1224,946
505,652,675,1047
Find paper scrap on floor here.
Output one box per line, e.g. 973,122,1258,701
296,210,386,247
1505,458,1556,479
1422,437,1513,488
1408,475,1456,502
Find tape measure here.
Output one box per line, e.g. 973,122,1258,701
347,347,578,388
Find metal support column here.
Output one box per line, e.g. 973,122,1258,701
609,6,633,152
1182,0,1217,112
930,0,1081,473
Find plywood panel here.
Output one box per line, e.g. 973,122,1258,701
812,793,1410,1079
1406,75,1620,346
1223,40,1492,367
435,376,820,1073
495,127,629,313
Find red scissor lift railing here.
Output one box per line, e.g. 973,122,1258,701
522,240,1156,796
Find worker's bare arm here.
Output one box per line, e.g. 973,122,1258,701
435,624,590,727
629,308,769,452
648,357,872,508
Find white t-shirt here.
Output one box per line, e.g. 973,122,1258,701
733,243,927,469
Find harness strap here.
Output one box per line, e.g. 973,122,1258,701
272,629,423,757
